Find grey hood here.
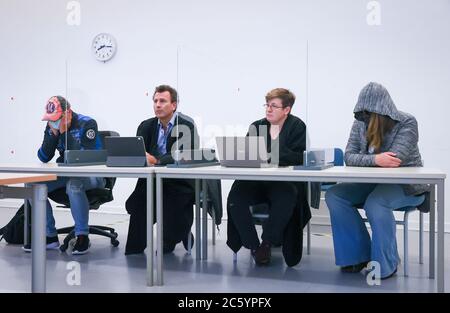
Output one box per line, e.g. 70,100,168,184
353,82,403,122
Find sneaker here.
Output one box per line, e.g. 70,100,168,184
340,261,369,273
22,236,60,252
252,240,272,266
72,235,91,255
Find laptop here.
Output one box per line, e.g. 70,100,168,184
215,136,269,168
167,148,220,168
57,150,107,167
104,136,148,167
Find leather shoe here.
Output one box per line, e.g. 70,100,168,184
252,240,271,266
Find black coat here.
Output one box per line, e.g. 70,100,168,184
226,114,311,266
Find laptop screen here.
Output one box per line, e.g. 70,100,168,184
215,136,268,164
105,136,146,157
104,136,148,167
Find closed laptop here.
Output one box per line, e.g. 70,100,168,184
58,150,107,167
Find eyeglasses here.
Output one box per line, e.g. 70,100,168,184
263,103,284,110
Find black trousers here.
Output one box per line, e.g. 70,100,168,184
227,180,298,250
125,185,194,255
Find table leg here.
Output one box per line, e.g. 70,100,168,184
437,180,445,292
156,175,164,285
146,175,154,286
31,184,47,293
195,179,201,260
24,183,30,246
202,179,208,260
429,185,436,279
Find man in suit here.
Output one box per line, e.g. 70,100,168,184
125,85,199,255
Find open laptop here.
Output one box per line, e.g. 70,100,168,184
104,136,148,167
167,148,220,168
57,150,107,167
215,136,269,168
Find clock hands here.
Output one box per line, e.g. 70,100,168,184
96,45,113,52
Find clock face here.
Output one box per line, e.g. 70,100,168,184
92,33,117,62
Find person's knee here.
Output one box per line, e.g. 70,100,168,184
325,188,341,210
66,179,85,194
364,195,389,220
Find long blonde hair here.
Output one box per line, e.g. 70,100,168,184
366,113,396,153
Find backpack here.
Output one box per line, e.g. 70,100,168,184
0,204,29,244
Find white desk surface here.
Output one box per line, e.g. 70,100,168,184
0,163,155,176
154,165,446,180
0,163,445,180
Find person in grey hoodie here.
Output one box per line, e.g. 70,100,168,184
325,82,428,279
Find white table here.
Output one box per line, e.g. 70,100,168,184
155,165,446,292
0,173,57,293
0,164,156,286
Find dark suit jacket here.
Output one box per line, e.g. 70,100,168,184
127,113,199,216
226,114,311,266
125,113,199,254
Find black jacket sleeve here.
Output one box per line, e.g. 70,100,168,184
37,126,59,163
136,121,146,137
278,119,306,166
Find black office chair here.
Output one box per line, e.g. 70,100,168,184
48,130,120,252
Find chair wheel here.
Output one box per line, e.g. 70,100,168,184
111,239,119,247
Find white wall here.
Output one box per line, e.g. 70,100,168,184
1,0,449,229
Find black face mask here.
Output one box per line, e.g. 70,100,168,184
354,111,371,124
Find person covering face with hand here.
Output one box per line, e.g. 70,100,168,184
31,96,105,255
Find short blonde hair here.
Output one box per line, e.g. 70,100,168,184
265,88,296,108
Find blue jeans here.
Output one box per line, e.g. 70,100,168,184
42,177,105,237
325,183,424,278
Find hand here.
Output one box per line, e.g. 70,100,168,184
375,152,402,168
59,110,73,134
146,153,158,165
48,122,59,136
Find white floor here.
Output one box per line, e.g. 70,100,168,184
0,208,448,293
